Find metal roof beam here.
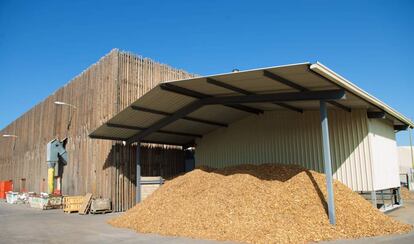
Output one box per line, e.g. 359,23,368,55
367,111,386,119
89,134,126,141
127,89,345,144
263,70,307,91
130,105,228,128
206,78,303,113
394,125,409,131
156,130,202,138
159,83,263,115
181,117,228,128
107,123,145,131
140,140,187,147
106,122,202,138
127,100,204,144
264,70,351,112
225,104,263,114
206,78,252,95
90,134,188,146
160,83,206,99
273,102,303,113
131,105,171,116
202,89,346,105
328,101,351,112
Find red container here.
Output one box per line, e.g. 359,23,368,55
0,180,13,199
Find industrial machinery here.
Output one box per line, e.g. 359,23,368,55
46,138,68,195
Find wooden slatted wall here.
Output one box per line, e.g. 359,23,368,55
0,49,193,211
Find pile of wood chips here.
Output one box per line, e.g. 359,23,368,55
109,164,412,243
401,187,414,200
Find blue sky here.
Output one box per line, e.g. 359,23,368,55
0,0,413,145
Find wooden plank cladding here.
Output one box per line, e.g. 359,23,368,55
0,49,193,211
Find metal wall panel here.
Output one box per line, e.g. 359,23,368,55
368,119,400,190
195,109,374,191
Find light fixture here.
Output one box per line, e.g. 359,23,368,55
54,101,77,109
2,134,18,138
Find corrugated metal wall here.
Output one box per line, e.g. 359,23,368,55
195,109,374,192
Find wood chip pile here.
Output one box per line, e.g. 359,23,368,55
401,187,414,200
109,164,412,243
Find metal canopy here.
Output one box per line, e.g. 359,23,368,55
89,62,414,145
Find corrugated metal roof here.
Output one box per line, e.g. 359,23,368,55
131,86,196,113
188,105,248,123
108,107,164,128
89,62,414,145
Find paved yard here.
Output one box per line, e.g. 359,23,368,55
0,200,413,244
0,200,229,244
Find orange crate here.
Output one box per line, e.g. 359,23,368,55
0,181,13,199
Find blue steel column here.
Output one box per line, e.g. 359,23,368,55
136,142,141,204
320,100,336,225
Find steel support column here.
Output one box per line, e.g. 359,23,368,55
319,100,336,225
410,127,414,169
136,142,141,204
397,187,403,205
371,190,377,208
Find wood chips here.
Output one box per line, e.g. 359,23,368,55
401,187,414,200
108,164,412,243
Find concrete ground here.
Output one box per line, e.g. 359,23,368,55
0,200,229,244
0,200,413,244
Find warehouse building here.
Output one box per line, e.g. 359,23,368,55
2,51,413,217
0,50,195,211
90,62,414,221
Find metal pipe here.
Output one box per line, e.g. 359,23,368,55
47,162,55,194
54,101,77,109
136,142,141,204
319,100,336,225
408,126,414,191
2,134,18,150
409,126,414,169
2,134,18,138
54,101,76,137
